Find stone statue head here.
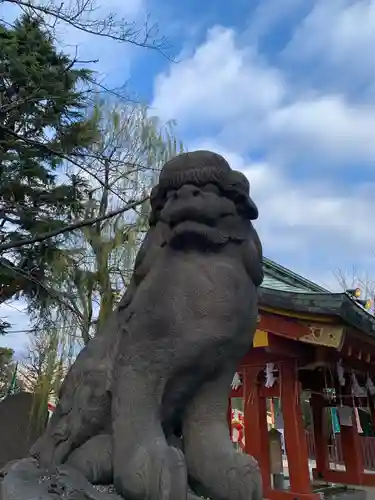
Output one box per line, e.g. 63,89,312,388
149,150,260,251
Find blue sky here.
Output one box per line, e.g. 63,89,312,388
2,0,375,353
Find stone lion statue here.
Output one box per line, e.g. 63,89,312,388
1,151,263,500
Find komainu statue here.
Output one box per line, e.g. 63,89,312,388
0,151,264,500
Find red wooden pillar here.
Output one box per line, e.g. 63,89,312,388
279,361,312,495
311,393,329,479
368,395,375,429
227,397,232,436
243,366,272,493
340,409,364,484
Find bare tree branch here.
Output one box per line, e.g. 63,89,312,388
0,123,131,205
0,196,148,252
0,258,85,319
1,0,172,58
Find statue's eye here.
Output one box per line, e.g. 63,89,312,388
204,183,220,195
167,190,176,199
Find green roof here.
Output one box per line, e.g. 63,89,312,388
260,258,375,336
262,257,328,294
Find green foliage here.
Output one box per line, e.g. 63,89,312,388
16,99,183,421
0,16,183,407
0,4,180,422
0,347,15,397
0,14,99,316
42,100,184,345
21,326,65,429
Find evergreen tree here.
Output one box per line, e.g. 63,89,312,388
0,14,99,324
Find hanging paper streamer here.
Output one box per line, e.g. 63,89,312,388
338,406,353,427
231,372,242,391
351,373,366,397
265,363,277,388
366,374,375,395
337,406,363,432
331,407,340,433
354,408,363,434
337,359,345,386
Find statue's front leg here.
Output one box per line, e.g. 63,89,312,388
31,389,111,468
31,367,112,467
65,433,113,485
31,333,118,467
183,367,262,500
111,363,188,500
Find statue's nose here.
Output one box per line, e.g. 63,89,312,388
175,184,201,199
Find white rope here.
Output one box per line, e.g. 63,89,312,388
265,362,277,388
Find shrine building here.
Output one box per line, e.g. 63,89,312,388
229,257,375,500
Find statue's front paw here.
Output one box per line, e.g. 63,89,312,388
65,434,113,485
225,453,262,500
30,417,72,467
114,443,187,500
187,450,262,500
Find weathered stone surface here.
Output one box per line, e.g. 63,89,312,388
0,459,205,500
0,458,123,500
5,151,263,500
0,392,46,469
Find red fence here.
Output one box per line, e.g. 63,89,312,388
305,432,375,471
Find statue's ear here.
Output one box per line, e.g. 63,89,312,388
241,196,259,220
242,225,264,286
149,185,165,225
223,171,259,220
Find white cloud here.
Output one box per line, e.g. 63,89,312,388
265,96,375,164
152,22,375,165
243,0,310,44
189,139,375,259
194,142,375,294
283,0,375,87
152,26,285,127
152,5,375,286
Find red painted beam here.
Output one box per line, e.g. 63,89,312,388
267,333,312,358
242,335,311,365
259,313,311,340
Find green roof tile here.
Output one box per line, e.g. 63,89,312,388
262,257,328,294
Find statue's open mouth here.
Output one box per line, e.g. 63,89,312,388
168,204,218,228
168,220,228,247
